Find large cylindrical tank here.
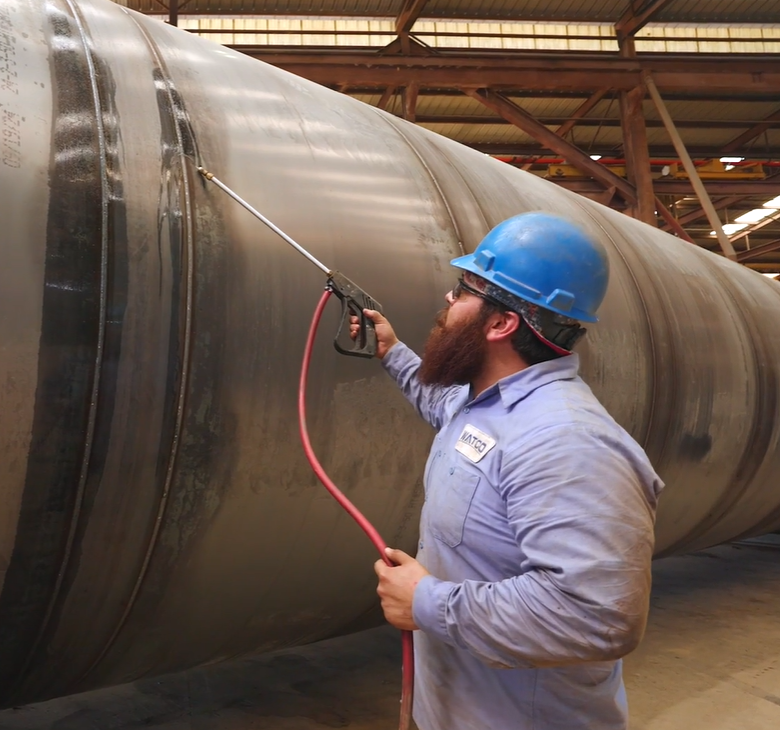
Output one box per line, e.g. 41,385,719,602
1,0,779,707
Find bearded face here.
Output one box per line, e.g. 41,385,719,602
417,303,492,387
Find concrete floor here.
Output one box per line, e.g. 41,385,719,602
1,539,779,729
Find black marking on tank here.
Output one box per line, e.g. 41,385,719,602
72,13,209,688
0,0,127,704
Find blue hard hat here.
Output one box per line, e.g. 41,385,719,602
450,212,609,323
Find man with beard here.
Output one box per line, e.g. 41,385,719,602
354,212,663,730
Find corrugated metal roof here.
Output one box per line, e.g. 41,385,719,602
511,96,587,118
644,127,741,148
123,0,780,22
354,93,780,127
349,93,780,151
127,1,399,15
419,123,535,145
351,94,603,119
414,95,495,115
421,0,625,22
655,0,780,24
643,100,780,123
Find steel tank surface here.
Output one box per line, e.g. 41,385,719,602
1,0,779,706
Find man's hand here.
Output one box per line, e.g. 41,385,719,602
374,548,430,630
349,309,399,360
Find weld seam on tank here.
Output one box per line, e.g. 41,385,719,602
570,204,661,453
660,256,773,553
734,336,780,538
370,110,467,256
615,229,681,474
431,141,494,241
12,0,112,695
76,11,198,686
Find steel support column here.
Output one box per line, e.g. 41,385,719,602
402,83,419,121
619,84,656,226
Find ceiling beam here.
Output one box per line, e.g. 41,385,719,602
470,143,780,157
743,262,780,272
727,208,780,243
376,85,397,110
662,195,749,230
554,89,609,137
395,0,430,36
644,74,735,258
233,48,780,94
737,238,780,263
345,87,780,102
615,0,676,43
721,108,780,154
463,88,638,203
412,115,770,129
551,179,780,196
465,86,694,239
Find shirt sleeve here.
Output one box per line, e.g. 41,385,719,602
412,424,662,668
381,342,468,430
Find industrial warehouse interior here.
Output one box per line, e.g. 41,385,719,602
1,1,779,729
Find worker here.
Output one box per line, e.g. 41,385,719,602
352,212,664,730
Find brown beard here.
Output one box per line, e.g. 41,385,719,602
417,305,490,387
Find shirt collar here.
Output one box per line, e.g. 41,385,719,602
470,353,580,409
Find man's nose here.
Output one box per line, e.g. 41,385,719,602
445,290,455,305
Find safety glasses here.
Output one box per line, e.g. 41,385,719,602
453,276,495,304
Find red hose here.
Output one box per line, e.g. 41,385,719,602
298,289,414,730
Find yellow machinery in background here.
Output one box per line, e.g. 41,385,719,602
545,160,765,180
665,160,765,180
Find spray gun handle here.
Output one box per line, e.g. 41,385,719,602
327,271,382,359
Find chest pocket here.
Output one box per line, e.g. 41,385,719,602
428,466,480,548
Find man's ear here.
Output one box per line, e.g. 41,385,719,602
485,310,521,343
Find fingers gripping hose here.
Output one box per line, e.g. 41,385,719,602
298,289,414,730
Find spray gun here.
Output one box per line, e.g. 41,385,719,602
197,166,382,358
196,165,413,730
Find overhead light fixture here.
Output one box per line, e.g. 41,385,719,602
763,195,780,208
711,223,748,236
735,208,778,224
763,273,779,278
720,156,743,171
590,154,602,160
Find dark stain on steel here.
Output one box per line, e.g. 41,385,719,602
658,258,777,556
678,432,712,461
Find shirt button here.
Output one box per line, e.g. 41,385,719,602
449,467,455,475
464,407,470,414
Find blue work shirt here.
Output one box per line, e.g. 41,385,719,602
382,343,663,730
